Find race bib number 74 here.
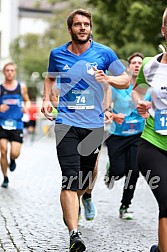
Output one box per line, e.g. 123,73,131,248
67,89,94,109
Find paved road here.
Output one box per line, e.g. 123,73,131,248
0,129,158,252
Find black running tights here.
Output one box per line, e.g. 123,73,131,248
137,139,167,219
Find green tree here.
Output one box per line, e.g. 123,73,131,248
10,33,54,97
88,0,166,58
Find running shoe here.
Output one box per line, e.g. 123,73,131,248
150,245,159,252
82,197,96,220
1,176,9,188
119,206,133,220
9,159,16,172
104,162,115,189
69,231,86,252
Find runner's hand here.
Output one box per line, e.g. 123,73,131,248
93,66,109,88
0,104,9,112
137,100,151,118
41,100,54,121
104,111,113,124
113,113,126,124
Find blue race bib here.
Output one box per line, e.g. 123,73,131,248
67,89,94,109
154,109,167,135
1,119,17,130
121,120,143,134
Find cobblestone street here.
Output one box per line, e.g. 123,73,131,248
0,129,158,252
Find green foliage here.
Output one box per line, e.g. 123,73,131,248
88,0,167,58
119,42,157,60
10,33,52,97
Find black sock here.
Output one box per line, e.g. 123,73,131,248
83,192,91,200
10,158,15,164
4,176,9,182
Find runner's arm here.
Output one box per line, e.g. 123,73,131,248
41,75,56,120
105,71,130,89
21,84,31,112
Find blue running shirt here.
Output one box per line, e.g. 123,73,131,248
48,40,126,128
0,83,24,130
109,84,151,136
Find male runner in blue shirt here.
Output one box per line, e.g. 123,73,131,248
0,62,30,188
41,9,129,252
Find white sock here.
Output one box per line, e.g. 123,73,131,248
69,229,78,236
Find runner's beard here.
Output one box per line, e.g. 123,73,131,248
71,32,91,44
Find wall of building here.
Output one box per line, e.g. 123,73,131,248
0,0,19,66
0,0,52,70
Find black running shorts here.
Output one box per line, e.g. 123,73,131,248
0,126,23,143
55,124,104,191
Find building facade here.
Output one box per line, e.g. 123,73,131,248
0,0,64,71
